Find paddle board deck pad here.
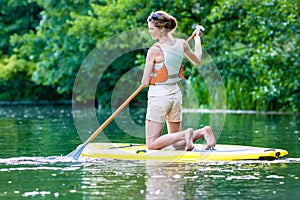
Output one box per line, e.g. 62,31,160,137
81,143,288,162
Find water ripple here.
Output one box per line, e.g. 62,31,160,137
0,156,300,167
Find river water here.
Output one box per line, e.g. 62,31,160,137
0,105,299,200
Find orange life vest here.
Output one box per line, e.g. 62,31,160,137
149,64,184,85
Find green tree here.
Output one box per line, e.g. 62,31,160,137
0,0,59,101
1,0,299,111
10,0,99,97
0,0,41,55
207,0,299,111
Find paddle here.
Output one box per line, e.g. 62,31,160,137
67,85,145,160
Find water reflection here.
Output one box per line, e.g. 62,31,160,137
76,159,299,199
145,162,187,200
0,157,300,199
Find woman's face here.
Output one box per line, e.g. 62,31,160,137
148,22,161,40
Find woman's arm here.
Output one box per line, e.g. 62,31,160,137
183,31,202,66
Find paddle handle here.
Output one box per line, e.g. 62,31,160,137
85,85,145,143
186,26,204,43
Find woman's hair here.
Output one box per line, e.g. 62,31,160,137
147,11,177,32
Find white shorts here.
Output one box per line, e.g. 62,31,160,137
146,92,182,123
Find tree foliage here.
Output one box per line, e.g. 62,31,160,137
0,0,63,100
0,0,299,111
207,0,299,111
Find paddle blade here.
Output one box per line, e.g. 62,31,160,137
66,143,87,160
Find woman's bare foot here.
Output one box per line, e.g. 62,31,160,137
203,126,216,150
184,128,194,151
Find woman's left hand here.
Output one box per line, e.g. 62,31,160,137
194,28,201,44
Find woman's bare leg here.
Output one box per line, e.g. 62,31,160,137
167,121,183,149
145,120,164,149
193,126,216,149
166,121,192,150
146,120,194,150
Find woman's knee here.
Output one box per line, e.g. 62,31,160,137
146,141,160,150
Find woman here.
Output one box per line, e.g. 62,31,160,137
141,11,216,151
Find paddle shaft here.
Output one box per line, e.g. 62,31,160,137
85,85,144,144
186,32,196,43
85,30,199,144
68,29,201,159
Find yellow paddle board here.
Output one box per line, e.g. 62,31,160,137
80,143,288,162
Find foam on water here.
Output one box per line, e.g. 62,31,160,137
0,156,300,169
0,156,98,172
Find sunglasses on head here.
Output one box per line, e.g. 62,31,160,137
150,13,159,20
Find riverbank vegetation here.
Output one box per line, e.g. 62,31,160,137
0,0,298,111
